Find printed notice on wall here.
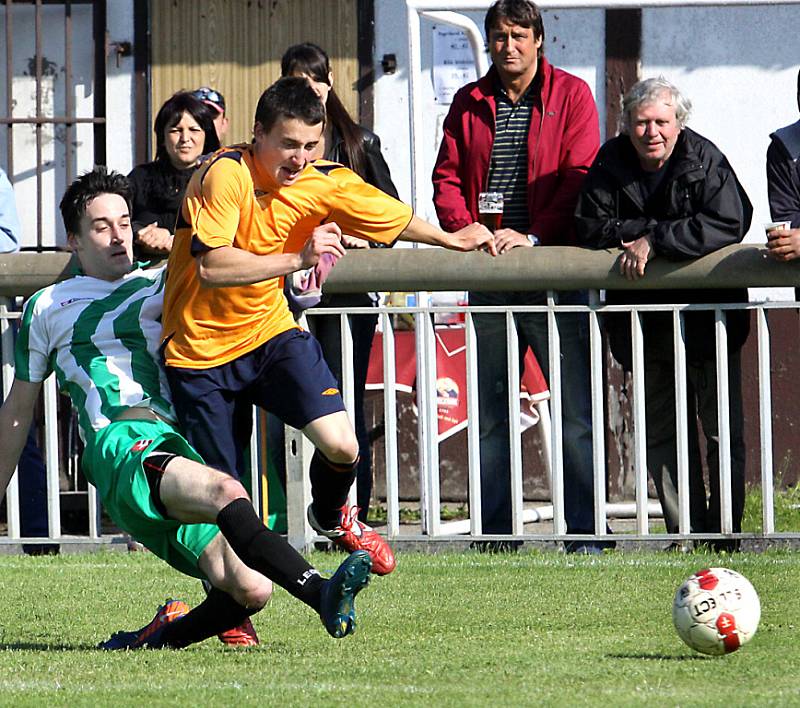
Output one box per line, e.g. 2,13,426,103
432,26,478,104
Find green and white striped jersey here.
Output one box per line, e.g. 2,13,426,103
15,265,175,442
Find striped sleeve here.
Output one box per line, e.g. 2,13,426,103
14,289,52,383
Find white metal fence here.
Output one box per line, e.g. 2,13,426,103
1,245,799,550
288,298,798,550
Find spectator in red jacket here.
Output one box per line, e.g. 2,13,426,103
433,0,605,553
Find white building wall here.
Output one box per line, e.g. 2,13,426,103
642,5,800,247
374,3,605,228
373,1,800,280
106,0,136,176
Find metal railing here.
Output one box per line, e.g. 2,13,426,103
1,245,799,550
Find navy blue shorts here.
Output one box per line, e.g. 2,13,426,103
165,328,345,479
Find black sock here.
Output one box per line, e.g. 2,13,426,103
160,588,255,649
216,498,324,612
309,451,358,530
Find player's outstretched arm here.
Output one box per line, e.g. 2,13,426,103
196,223,347,288
397,215,497,255
0,378,42,497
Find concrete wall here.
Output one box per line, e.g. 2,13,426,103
373,2,800,266
641,5,800,302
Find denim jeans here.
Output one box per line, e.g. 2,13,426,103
470,290,596,534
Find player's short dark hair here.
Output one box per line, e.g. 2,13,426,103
253,77,326,136
484,0,545,59
59,166,131,236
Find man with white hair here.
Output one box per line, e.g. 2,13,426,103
575,77,753,550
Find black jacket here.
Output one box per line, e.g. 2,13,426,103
766,119,800,227
576,127,753,366
312,125,399,309
127,159,197,236
325,126,399,200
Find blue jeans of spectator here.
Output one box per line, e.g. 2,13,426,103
20,426,50,535
9,315,56,552
470,289,596,535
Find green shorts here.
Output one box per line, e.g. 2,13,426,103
82,419,220,579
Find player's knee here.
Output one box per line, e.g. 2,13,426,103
212,473,249,510
237,576,272,610
319,432,359,465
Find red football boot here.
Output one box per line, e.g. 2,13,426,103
308,504,396,576
217,618,259,647
99,599,190,650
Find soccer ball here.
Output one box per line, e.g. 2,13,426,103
672,567,761,655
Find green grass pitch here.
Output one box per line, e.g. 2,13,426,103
0,549,798,707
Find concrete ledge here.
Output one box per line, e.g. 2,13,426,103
2,244,800,297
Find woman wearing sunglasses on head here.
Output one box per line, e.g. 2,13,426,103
127,91,220,257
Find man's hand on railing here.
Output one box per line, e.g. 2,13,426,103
619,234,653,280
397,215,496,255
766,227,800,262
494,228,532,254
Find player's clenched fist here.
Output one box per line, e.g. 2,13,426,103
300,222,347,268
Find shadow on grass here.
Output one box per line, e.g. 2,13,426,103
0,642,98,651
607,652,711,661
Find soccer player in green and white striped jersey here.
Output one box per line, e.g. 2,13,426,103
0,167,371,649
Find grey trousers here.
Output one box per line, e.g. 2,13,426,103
644,349,745,534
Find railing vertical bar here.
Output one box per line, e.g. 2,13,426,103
381,313,400,538
547,291,566,536
286,426,312,551
589,299,606,536
4,0,14,179
34,0,43,249
249,405,260,512
465,311,482,537
673,309,690,535
631,309,648,535
415,311,440,536
506,310,523,536
715,310,733,535
757,307,775,535
340,312,357,505
0,298,20,538
87,483,100,539
42,374,61,539
64,1,75,185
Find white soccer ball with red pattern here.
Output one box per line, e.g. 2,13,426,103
672,567,760,655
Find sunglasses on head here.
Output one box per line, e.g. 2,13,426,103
192,87,225,112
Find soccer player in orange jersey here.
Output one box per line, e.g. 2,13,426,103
161,78,495,576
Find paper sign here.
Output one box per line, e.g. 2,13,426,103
432,25,479,104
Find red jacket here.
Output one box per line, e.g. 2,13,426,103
432,57,599,246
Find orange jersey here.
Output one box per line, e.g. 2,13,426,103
161,145,412,369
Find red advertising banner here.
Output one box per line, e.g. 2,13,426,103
366,326,550,441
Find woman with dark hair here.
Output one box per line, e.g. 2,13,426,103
281,43,399,522
127,91,220,255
